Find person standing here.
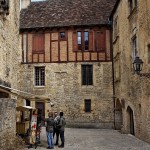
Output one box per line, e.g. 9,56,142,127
58,112,66,148
53,112,60,146
44,112,54,149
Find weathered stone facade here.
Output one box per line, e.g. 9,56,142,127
19,60,113,127
112,0,150,143
0,0,20,90
19,0,115,128
18,46,114,128
0,0,20,149
0,99,16,148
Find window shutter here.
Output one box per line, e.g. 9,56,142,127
33,35,39,52
38,34,44,51
72,31,77,51
89,31,94,51
97,30,106,51
33,34,44,52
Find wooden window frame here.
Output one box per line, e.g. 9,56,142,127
81,65,93,86
84,99,91,112
35,67,45,86
73,30,94,52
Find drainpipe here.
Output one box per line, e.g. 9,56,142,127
109,19,116,130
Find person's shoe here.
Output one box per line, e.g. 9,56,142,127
47,147,51,149
58,145,64,148
50,147,54,149
54,143,58,146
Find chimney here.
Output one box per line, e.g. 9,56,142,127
21,0,31,9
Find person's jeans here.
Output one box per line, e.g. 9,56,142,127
46,132,54,148
59,130,64,146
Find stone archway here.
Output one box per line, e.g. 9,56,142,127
115,99,123,130
127,106,135,135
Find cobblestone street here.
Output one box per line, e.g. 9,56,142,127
25,127,150,150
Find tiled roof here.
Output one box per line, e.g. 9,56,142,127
20,0,116,29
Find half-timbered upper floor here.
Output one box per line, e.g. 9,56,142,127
21,26,111,63
20,0,116,63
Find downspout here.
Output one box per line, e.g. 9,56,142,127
109,18,116,130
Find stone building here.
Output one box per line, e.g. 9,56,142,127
0,0,21,149
19,0,116,128
111,0,150,143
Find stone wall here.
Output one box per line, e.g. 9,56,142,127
18,62,114,128
0,0,22,149
0,0,20,90
0,99,16,148
112,0,150,143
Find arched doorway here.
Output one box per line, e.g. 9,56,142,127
115,99,123,130
127,106,135,135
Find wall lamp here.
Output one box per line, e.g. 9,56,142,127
133,56,150,78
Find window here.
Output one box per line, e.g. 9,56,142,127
60,32,65,39
77,31,82,50
82,65,93,85
32,33,44,53
84,31,89,50
73,30,96,51
26,99,30,106
35,67,45,86
132,36,137,60
84,99,91,112
77,31,89,51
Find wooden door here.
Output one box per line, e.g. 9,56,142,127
36,102,45,126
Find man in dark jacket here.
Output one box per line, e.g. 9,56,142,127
58,112,66,148
44,112,54,149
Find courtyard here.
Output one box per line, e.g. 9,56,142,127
25,127,150,150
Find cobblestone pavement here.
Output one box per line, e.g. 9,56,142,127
25,127,150,150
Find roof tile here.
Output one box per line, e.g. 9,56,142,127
20,0,116,29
